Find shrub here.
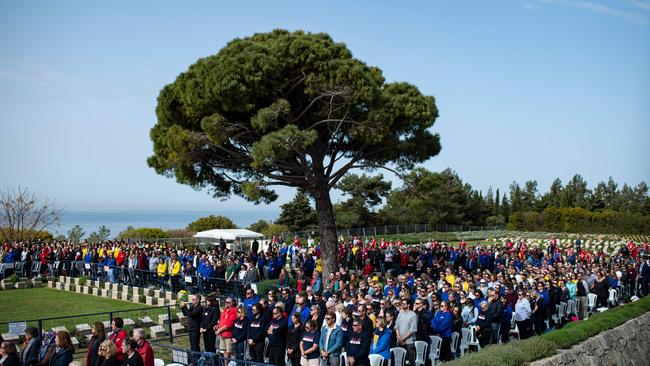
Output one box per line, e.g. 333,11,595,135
444,344,526,366
512,337,557,362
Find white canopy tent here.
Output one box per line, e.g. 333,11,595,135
193,229,264,251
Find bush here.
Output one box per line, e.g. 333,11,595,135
444,344,526,366
512,337,557,362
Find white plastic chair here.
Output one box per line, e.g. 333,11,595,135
428,336,441,366
459,327,481,356
450,332,460,360
340,352,348,366
551,302,567,326
566,299,576,316
608,288,619,307
369,354,385,366
414,340,428,366
586,293,597,316
390,347,406,366
263,337,269,363
154,359,164,366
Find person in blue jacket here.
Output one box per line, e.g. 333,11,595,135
319,311,343,365
369,317,391,365
431,301,453,362
243,288,260,319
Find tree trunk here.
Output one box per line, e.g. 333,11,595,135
311,187,339,277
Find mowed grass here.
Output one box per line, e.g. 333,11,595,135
0,288,167,336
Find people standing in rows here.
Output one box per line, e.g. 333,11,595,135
97,341,119,366
300,320,320,366
232,306,250,361
514,290,532,339
267,306,288,366
0,342,20,366
200,295,219,354
369,317,391,366
120,339,143,366
20,327,41,366
319,311,343,366
215,296,237,361
108,318,127,362
247,303,267,363
131,330,153,366
347,320,371,366
180,294,203,358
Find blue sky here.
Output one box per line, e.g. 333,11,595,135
1,0,648,216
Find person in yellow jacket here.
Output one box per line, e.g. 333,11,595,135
157,259,168,289
168,254,182,292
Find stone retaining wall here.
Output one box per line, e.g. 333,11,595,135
530,311,650,366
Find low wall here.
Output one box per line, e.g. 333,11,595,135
530,311,650,366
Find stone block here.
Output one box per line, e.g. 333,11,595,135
150,325,166,339
48,280,56,288
104,282,112,290
146,296,154,306
32,281,43,288
112,283,120,291
132,287,141,296
158,314,170,326
176,313,188,327
100,289,109,297
56,282,64,290
15,282,27,289
168,300,177,307
102,321,111,330
132,294,141,304
157,297,166,306
139,316,154,327
121,291,130,301
143,287,153,296
165,291,176,300
92,287,100,296
75,285,84,294
63,283,73,292
84,334,93,343
59,276,65,283
1,334,19,343
74,277,82,285
71,336,80,350
171,323,186,336
154,289,162,298
123,318,135,327
52,326,68,333
111,290,120,300
75,324,92,337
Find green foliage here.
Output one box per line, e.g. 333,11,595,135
87,225,111,242
444,343,526,366
276,191,317,231
117,227,168,239
78,276,88,286
508,207,650,233
9,273,20,284
186,215,237,232
261,223,289,238
247,219,270,234
67,225,85,243
334,174,391,228
512,337,557,362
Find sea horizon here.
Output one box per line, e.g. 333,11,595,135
51,209,279,238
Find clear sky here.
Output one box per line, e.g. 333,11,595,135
1,0,649,215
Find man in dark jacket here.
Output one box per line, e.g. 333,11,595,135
347,320,371,366
486,288,503,344
200,295,220,353
181,294,204,356
414,298,432,342
266,306,288,366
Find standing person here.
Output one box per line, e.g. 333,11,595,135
347,320,371,366
232,307,250,361
132,330,153,366
474,302,491,347
34,332,56,366
530,291,545,336
369,317,391,365
48,332,74,366
180,294,204,356
108,318,127,362
591,270,610,308
247,304,267,363
514,290,532,339
86,323,106,366
266,306,288,366
300,320,320,366
394,299,417,366
319,312,343,366
287,313,305,366
0,342,20,366
576,273,590,319
413,299,431,342
430,301,453,362
20,327,41,366
215,297,237,361
121,339,143,366
486,289,502,345
200,296,220,354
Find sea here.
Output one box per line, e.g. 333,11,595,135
51,210,279,238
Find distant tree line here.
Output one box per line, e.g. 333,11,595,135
273,169,650,234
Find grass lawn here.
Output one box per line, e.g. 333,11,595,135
0,288,168,336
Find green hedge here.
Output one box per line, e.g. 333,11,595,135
508,207,650,234
443,295,650,365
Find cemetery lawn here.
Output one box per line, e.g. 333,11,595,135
0,288,147,322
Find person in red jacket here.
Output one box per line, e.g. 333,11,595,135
215,297,237,361
108,318,127,361
132,329,154,366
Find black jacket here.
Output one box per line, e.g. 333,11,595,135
98,357,120,366
181,304,204,331
48,348,73,366
346,331,370,364
247,314,267,344
233,317,250,343
87,335,106,366
287,324,304,357
200,305,220,331
2,354,21,366
266,317,288,347
20,337,42,366
123,353,143,366
487,298,503,324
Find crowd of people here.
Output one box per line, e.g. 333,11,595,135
1,235,650,366
0,319,153,366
